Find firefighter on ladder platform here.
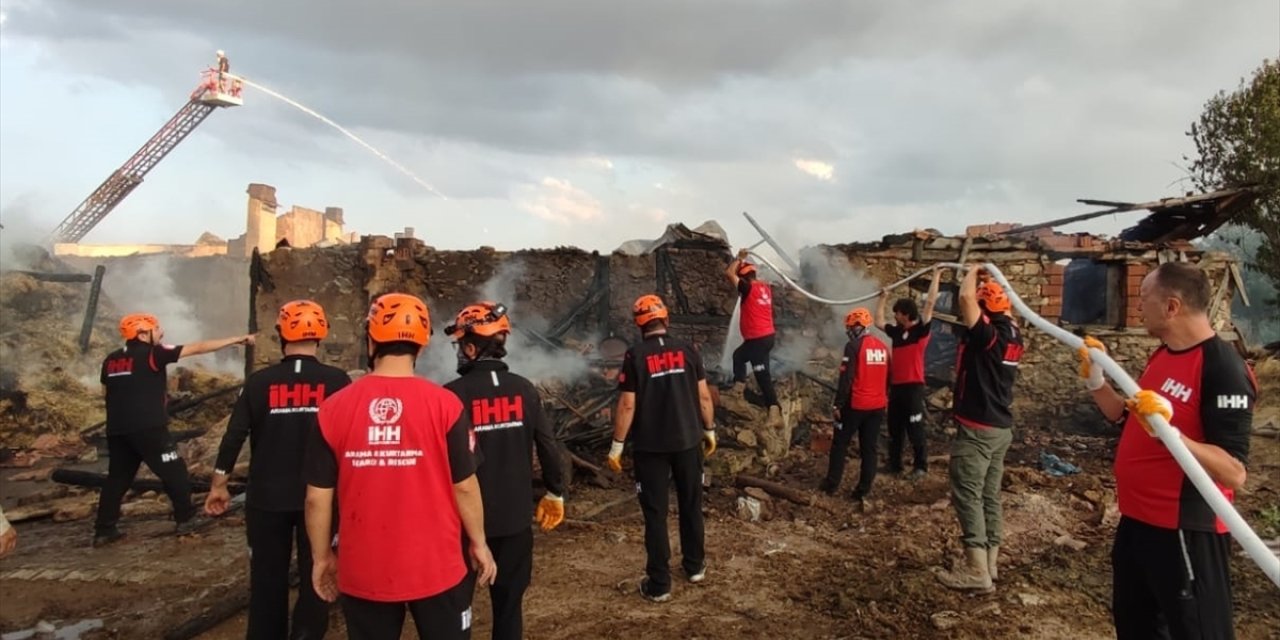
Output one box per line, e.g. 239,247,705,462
215,50,230,89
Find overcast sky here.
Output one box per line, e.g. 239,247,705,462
1,1,1277,254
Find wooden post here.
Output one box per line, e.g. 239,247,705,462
78,265,106,353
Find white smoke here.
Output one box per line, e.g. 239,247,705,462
416,259,591,385
799,248,887,349
0,195,48,271
98,255,243,375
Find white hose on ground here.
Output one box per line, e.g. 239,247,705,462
750,251,1280,588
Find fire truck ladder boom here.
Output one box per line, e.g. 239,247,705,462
48,68,243,244
49,100,216,244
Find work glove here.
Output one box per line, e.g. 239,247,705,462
1077,336,1107,391
535,494,565,531
1125,390,1173,438
702,427,717,457
606,440,624,473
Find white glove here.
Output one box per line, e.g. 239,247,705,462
702,428,717,457
606,440,624,473
1078,336,1107,392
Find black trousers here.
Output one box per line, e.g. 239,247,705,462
826,409,884,497
94,427,194,532
732,335,779,406
1112,516,1236,640
887,383,928,472
246,507,328,640
481,528,533,640
634,447,705,593
340,577,474,640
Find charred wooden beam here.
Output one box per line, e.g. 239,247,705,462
78,265,106,353
734,474,815,506
4,270,93,283
80,384,242,435
162,578,251,640
51,468,245,495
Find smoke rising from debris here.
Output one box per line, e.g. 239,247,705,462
799,248,889,348
0,196,47,272
415,259,591,385
101,256,243,375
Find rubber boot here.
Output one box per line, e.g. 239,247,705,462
767,405,784,430
987,545,999,582
937,547,994,592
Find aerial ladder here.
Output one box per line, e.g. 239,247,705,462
47,63,244,244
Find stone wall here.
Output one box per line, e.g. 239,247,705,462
811,233,1244,431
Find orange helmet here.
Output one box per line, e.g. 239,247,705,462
844,308,873,329
276,300,329,342
445,301,511,339
632,294,669,327
366,293,431,346
978,281,1011,313
119,313,159,341
737,262,757,277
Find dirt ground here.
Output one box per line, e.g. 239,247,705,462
1,427,1277,640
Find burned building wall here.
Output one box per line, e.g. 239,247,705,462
253,235,740,374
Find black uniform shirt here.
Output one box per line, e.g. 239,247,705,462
214,355,351,511
445,360,565,538
100,340,183,435
617,333,706,453
953,313,1024,429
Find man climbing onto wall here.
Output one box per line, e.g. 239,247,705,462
821,308,890,507
443,301,566,640
607,294,716,603
876,268,942,479
93,314,254,548
1079,262,1254,639
205,300,351,640
937,267,1023,592
723,248,782,429
304,293,495,640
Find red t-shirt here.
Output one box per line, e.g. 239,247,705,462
836,334,889,411
885,321,932,385
738,279,776,340
1114,337,1255,533
305,375,477,602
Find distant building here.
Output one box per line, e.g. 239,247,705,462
54,183,357,258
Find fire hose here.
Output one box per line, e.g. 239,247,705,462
747,251,1280,588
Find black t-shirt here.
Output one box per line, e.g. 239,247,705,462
100,340,183,435
214,355,352,511
952,313,1024,429
444,360,565,538
617,333,707,453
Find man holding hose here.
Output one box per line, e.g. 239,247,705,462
724,248,783,429
938,266,1022,593
1080,261,1254,639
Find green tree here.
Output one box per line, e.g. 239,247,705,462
1187,59,1280,308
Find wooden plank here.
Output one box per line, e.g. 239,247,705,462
1208,269,1233,325
1229,262,1251,307
735,474,815,506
